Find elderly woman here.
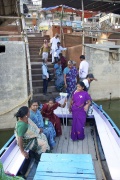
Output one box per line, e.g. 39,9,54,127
63,60,78,98
14,106,50,158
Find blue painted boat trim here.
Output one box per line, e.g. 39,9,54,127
0,134,15,155
93,102,120,136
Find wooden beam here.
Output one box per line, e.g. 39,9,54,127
81,0,85,55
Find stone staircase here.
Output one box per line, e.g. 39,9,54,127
28,33,59,102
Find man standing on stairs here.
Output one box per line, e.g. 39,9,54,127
42,59,49,95
50,33,60,64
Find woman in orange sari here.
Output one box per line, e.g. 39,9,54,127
41,98,66,136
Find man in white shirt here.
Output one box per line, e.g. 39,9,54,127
79,55,89,81
54,42,67,62
50,33,60,63
83,74,97,91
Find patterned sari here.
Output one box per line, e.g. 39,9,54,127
54,63,64,92
30,110,56,148
15,119,50,155
64,66,78,98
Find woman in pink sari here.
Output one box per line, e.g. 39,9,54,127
70,82,91,141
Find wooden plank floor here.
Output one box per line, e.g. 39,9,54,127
52,125,104,180
27,125,104,180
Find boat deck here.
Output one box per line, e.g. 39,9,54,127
27,125,104,180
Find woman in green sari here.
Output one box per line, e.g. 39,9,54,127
14,106,50,158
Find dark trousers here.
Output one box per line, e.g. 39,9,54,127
54,57,59,63
43,79,48,94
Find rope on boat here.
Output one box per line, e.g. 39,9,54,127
93,128,107,180
0,93,32,116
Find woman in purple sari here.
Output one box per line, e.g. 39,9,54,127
63,60,78,98
70,82,91,141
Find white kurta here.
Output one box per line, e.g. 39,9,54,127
79,60,89,79
54,46,67,58
50,37,60,62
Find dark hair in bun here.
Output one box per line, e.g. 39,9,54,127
15,106,29,120
78,81,87,91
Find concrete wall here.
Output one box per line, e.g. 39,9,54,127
85,43,120,100
0,41,28,129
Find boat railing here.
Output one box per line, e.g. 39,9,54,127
93,101,120,137
0,135,15,156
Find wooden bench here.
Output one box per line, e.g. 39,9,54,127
93,106,120,180
0,138,26,176
34,153,96,180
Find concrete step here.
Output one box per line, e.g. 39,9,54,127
28,37,50,40
32,73,54,80
28,34,49,38
29,44,43,48
31,62,53,68
30,58,52,63
32,79,55,86
30,48,40,54
29,47,40,50
30,51,50,55
33,85,56,94
32,68,54,74
30,54,52,58
33,92,59,102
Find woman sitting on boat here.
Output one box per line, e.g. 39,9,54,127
63,60,78,98
41,98,67,136
70,82,91,141
29,100,56,149
14,106,50,158
54,59,64,92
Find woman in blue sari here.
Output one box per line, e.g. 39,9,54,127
54,59,64,92
63,60,78,98
29,100,56,149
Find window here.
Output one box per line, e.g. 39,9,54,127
0,45,5,53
